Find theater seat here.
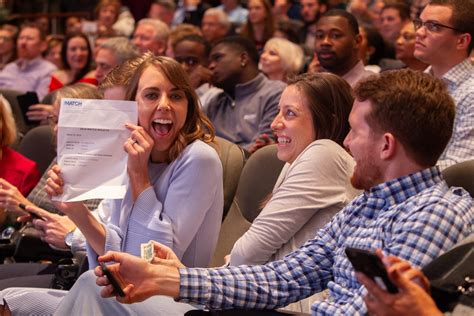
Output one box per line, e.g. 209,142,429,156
215,137,247,219
442,160,474,197
210,145,285,267
17,125,55,175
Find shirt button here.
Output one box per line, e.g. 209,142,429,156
341,281,347,287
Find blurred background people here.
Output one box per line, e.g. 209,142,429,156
0,25,17,71
43,35,64,70
240,0,275,52
48,33,94,92
259,37,304,82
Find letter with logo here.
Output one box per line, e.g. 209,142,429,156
54,98,138,201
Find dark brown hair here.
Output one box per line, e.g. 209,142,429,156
429,0,474,53
125,55,215,162
354,69,455,167
288,72,353,146
61,33,92,83
240,0,275,46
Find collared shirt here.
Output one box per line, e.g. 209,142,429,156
217,5,248,25
205,73,286,149
432,59,474,170
342,60,375,87
177,167,473,315
0,57,56,100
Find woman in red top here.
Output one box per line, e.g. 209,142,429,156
48,33,96,92
0,100,40,196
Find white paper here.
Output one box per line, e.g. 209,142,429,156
53,98,138,202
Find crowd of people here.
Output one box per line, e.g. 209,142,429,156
0,0,472,314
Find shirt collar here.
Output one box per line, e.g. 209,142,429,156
15,56,42,70
365,166,442,209
441,58,473,87
235,73,265,97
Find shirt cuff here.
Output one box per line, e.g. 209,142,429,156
176,268,211,305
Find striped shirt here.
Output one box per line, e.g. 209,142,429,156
177,167,473,315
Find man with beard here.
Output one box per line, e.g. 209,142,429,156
0,22,56,100
63,69,473,315
314,9,374,87
413,0,473,169
300,0,328,48
204,36,286,149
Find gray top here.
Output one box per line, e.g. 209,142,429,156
229,139,359,265
205,73,286,149
86,140,224,268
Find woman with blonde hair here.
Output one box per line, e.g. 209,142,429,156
259,37,304,82
0,100,40,197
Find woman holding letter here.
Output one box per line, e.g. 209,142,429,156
0,56,223,314
45,55,223,268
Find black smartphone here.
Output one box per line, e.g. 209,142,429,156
345,247,398,293
18,203,42,220
16,91,39,123
100,262,125,297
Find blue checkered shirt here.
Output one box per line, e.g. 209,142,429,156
434,59,474,169
177,167,473,315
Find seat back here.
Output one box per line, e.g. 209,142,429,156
442,160,474,197
17,125,55,175
210,145,285,266
215,137,247,219
1,88,29,136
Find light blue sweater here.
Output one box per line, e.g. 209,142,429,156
87,140,223,268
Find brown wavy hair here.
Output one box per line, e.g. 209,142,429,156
125,55,215,162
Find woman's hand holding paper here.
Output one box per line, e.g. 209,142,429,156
124,123,154,201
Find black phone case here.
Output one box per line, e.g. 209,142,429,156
345,247,398,293
16,91,39,123
100,262,125,297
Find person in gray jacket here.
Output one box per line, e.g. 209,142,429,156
205,36,286,150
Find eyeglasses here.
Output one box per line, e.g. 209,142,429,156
413,18,464,33
47,114,58,126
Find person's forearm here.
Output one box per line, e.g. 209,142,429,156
150,265,181,299
67,206,106,255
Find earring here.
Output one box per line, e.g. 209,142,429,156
241,62,246,67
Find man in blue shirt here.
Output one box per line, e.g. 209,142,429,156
414,0,474,169
13,69,472,315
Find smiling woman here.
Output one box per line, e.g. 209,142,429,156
48,33,96,92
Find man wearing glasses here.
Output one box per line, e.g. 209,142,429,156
413,0,474,169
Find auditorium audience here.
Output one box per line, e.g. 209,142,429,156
217,0,248,27
18,69,471,316
413,0,474,169
240,0,275,52
394,22,428,71
314,10,374,86
87,37,139,84
228,73,360,313
0,22,56,100
132,18,170,55
147,0,176,26
205,36,286,149
379,3,411,52
259,37,304,82
0,83,103,288
0,25,17,71
300,0,328,48
48,33,95,92
0,99,40,199
200,8,231,45
43,35,64,70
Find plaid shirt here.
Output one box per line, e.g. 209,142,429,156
177,167,473,315
435,59,474,170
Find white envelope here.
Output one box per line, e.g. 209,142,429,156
53,98,138,202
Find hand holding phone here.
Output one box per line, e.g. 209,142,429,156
100,262,125,297
16,91,39,123
345,247,398,293
18,203,43,220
